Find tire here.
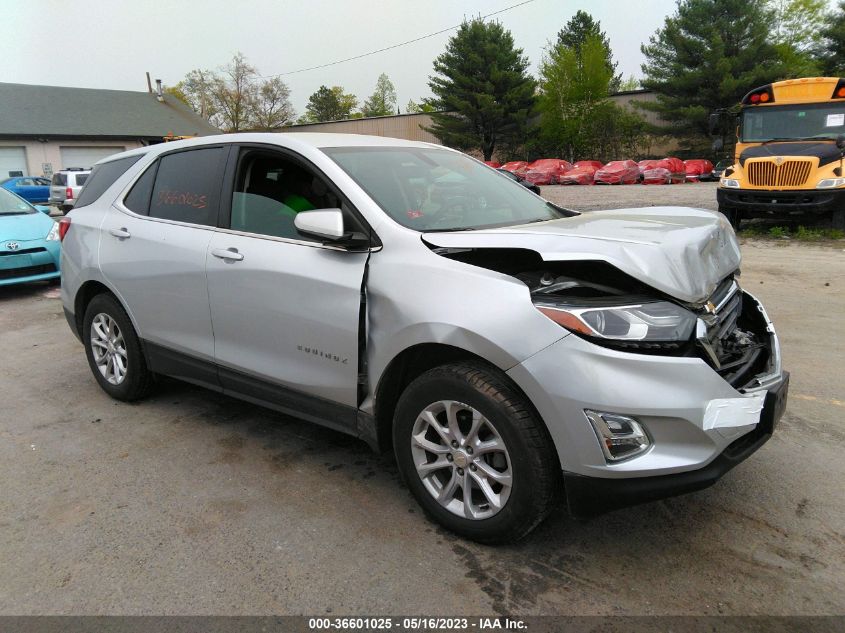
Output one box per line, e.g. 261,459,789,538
719,206,742,230
832,208,845,231
82,293,153,401
393,362,560,544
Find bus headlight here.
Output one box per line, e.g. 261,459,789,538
721,178,740,188
817,178,845,189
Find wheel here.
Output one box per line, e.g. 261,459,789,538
393,362,559,543
83,293,153,401
719,206,741,230
832,208,845,231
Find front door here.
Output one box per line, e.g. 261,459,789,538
206,147,370,429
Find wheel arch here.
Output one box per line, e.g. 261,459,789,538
72,279,142,342
371,343,552,457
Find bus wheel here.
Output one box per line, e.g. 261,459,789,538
832,209,845,231
719,206,741,230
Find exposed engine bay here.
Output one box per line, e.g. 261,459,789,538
431,245,774,390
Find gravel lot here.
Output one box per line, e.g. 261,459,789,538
542,181,720,212
1,185,844,616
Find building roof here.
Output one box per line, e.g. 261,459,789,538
0,82,219,138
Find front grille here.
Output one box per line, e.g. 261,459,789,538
746,160,812,187
0,247,46,257
696,279,771,389
0,263,57,280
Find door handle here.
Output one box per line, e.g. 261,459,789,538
109,227,131,239
211,247,244,262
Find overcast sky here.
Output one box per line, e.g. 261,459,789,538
0,0,730,115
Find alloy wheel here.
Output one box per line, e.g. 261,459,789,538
90,313,128,385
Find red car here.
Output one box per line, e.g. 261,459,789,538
594,160,641,185
684,159,715,182
483,161,501,168
522,159,573,186
558,160,603,185
638,158,687,185
500,161,530,176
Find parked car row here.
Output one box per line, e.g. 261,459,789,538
487,157,719,186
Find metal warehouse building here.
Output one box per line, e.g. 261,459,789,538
0,83,219,179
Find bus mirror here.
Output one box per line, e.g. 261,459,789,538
708,113,722,136
837,134,845,151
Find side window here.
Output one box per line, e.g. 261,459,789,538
229,150,341,241
52,173,66,187
149,148,225,226
73,157,141,208
123,160,158,215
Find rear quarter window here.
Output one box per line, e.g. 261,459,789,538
73,173,89,186
73,156,142,209
52,173,67,187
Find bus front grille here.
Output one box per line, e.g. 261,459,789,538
746,160,813,187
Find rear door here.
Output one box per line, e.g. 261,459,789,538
205,145,371,427
100,146,229,384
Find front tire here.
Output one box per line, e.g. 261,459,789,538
83,293,153,401
393,362,559,543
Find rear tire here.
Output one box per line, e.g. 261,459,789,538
83,293,153,401
393,362,560,544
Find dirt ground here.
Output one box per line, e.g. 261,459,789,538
542,181,720,212
1,186,844,616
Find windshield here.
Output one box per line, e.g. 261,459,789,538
324,147,568,231
0,187,36,216
740,102,845,142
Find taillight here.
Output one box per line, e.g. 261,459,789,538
58,217,71,241
65,187,73,199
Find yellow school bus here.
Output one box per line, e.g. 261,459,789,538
715,77,845,229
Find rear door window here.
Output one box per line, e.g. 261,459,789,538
52,173,66,187
73,157,142,208
148,147,226,227
73,173,89,186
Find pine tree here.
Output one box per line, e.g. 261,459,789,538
556,10,621,93
640,0,788,148
426,19,536,161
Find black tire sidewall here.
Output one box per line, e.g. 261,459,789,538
393,369,550,542
82,294,148,401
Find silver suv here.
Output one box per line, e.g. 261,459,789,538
59,134,789,543
50,168,91,213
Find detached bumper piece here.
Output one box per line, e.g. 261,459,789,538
717,187,845,216
563,372,789,518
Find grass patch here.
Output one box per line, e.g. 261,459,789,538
738,224,845,241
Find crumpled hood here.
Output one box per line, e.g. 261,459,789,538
424,206,741,304
0,212,53,242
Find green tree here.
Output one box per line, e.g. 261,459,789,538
617,76,640,92
769,0,827,52
640,0,791,150
304,85,358,122
362,73,397,117
820,1,845,75
252,76,296,130
426,19,536,161
538,34,615,161
557,10,621,93
406,99,436,113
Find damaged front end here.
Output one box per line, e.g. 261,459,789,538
430,244,779,394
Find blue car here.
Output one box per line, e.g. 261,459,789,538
0,187,61,286
1,176,52,204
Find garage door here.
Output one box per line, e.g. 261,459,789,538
59,146,125,170
0,146,28,177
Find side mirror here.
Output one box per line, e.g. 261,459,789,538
294,208,345,240
837,134,845,151
708,113,722,136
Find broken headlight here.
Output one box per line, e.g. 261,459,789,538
535,300,696,342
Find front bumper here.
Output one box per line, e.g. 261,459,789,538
563,372,788,516
0,239,61,286
506,291,786,513
717,186,845,216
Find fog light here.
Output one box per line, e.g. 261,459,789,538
585,410,651,462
